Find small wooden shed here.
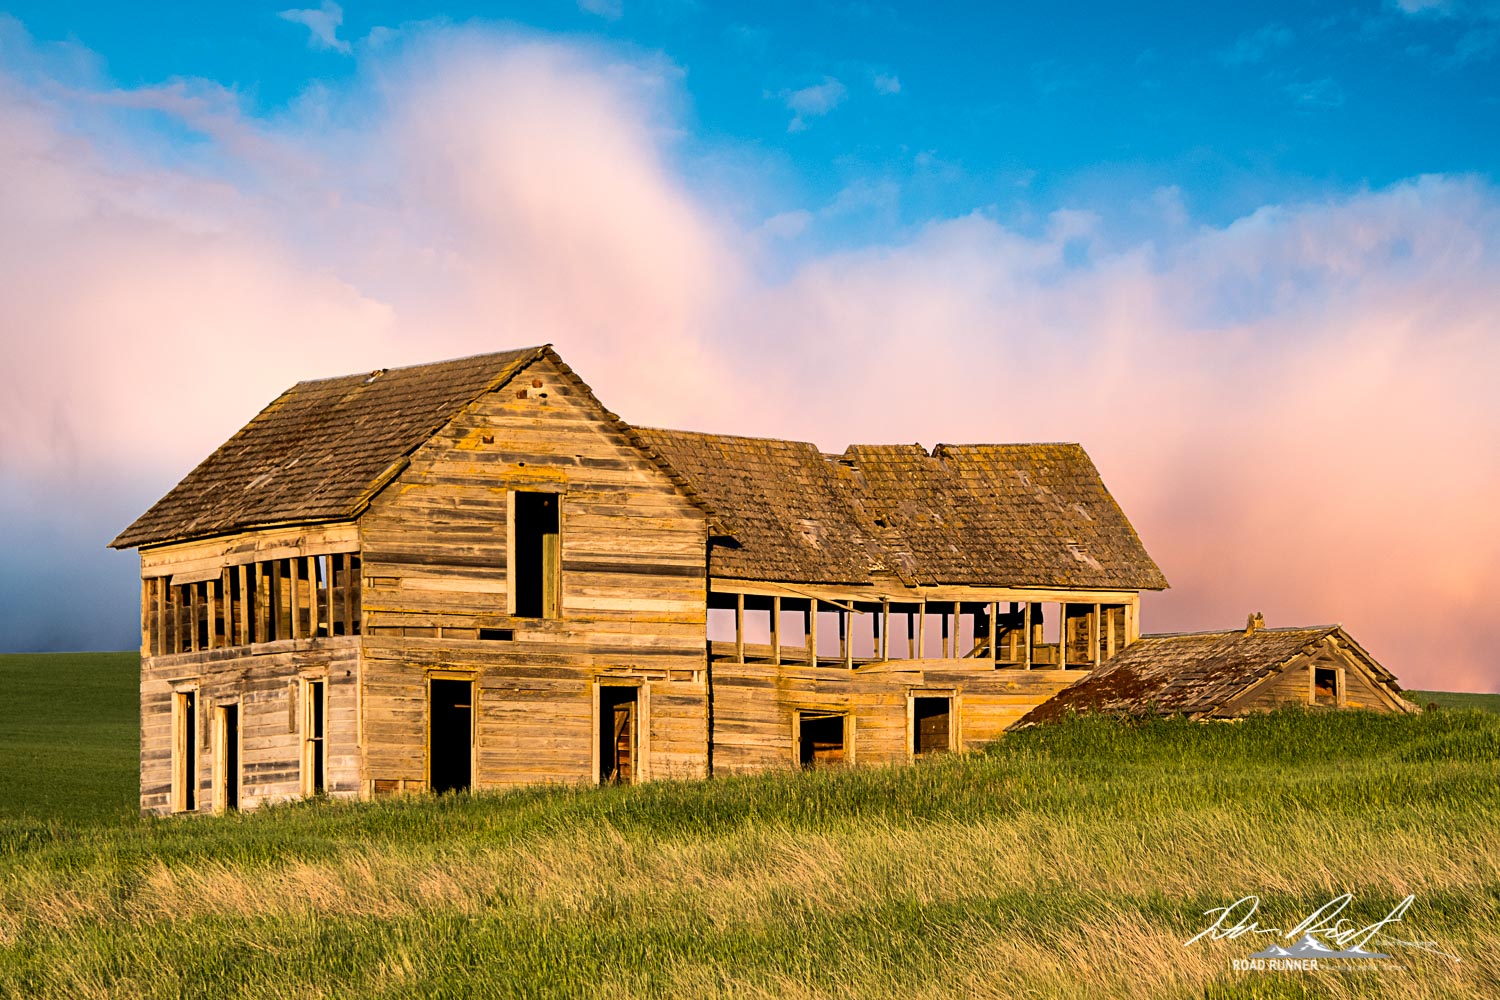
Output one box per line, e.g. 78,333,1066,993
1016,616,1416,724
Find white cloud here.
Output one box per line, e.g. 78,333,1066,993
759,209,812,239
873,72,900,95
577,0,624,21
1394,0,1452,13
1285,76,1345,109
781,76,847,132
1218,23,1295,66
278,1,352,55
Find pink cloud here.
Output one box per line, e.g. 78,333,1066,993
1,27,1496,691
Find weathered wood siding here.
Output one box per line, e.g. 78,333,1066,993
711,659,1086,773
1220,646,1406,715
139,638,361,816
357,354,710,789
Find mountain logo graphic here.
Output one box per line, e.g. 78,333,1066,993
1249,934,1389,960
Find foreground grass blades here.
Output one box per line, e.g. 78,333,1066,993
1,655,1498,998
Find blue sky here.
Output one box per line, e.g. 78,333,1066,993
11,1,1499,241
2,2,1498,690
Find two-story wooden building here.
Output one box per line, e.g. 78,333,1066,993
111,345,1171,815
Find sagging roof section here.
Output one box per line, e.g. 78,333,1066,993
631,429,885,585
633,430,1168,590
112,348,547,549
1016,625,1405,723
845,443,1168,590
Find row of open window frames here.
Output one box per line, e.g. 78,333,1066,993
171,679,327,813
709,601,1130,663
146,555,362,657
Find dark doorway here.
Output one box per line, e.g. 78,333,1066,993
913,697,951,755
430,679,473,793
306,679,326,796
798,712,846,769
514,492,560,618
598,686,638,785
219,704,240,811
177,690,197,812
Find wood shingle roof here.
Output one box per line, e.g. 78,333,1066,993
111,348,545,548
631,429,884,584
113,346,1168,596
1016,624,1406,723
633,430,1168,590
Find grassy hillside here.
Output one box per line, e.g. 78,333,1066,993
1407,689,1500,713
2,653,1498,998
0,652,138,823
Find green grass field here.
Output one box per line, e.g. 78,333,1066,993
1407,689,1500,712
0,652,139,824
2,653,1498,999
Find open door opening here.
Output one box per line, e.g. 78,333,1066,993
216,704,240,811
175,690,197,812
303,679,326,797
912,697,952,756
429,679,473,794
598,686,638,785
798,712,847,769
513,492,561,618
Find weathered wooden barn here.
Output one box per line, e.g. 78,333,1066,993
1016,615,1415,724
112,344,1178,814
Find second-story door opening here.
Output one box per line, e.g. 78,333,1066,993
513,492,560,618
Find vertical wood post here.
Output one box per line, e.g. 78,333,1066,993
807,601,817,666
990,601,998,667
306,557,318,638
221,569,232,648
155,578,167,656
1022,602,1032,670
952,601,962,657
880,600,890,661
771,595,781,666
272,559,285,641
341,554,353,639
1058,603,1068,670
917,601,926,659
734,592,745,663
206,579,217,651
140,580,151,657
236,564,248,646
289,559,301,640
844,608,854,669
189,583,201,653
1106,604,1117,659
1093,603,1102,669
260,564,271,643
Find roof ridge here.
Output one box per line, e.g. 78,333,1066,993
931,441,1084,450
1140,624,1341,639
635,426,825,449
291,345,550,387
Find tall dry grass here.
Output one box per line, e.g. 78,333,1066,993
2,708,1498,998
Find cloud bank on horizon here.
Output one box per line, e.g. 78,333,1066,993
0,14,1496,692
